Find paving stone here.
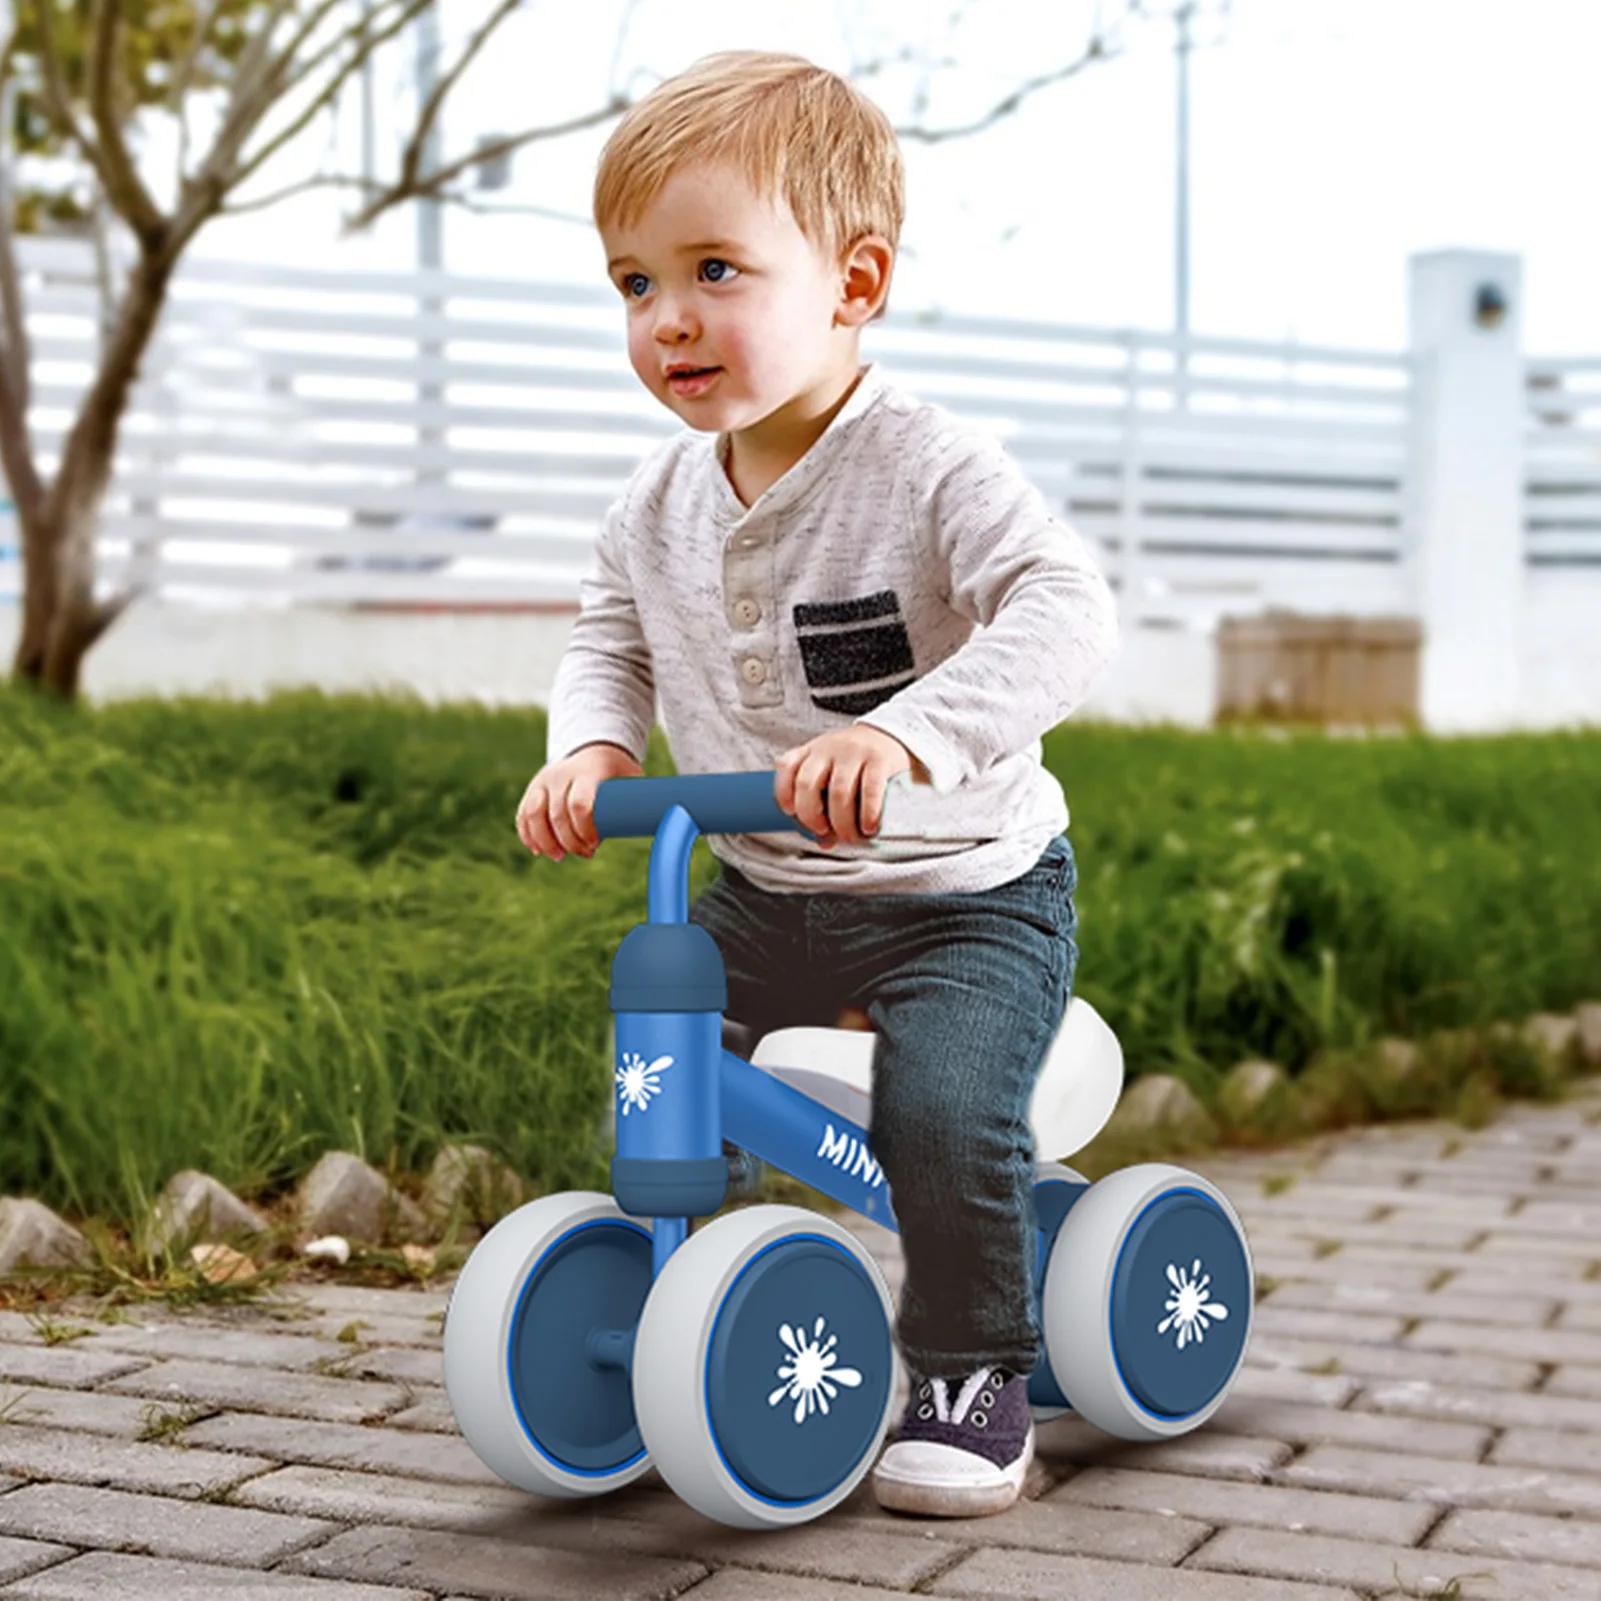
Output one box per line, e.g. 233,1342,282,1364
1402,1162,1554,1192
1037,1420,1293,1482
1189,1523,1601,1599
181,1410,503,1485
1226,1365,1359,1408
0,1481,336,1565
82,1320,354,1372
1278,1444,1601,1518
1250,1305,1411,1343
1471,1231,1601,1261
1356,1377,1601,1434
925,1546,1365,1600
1492,1427,1601,1475
1503,1200,1601,1235
1052,1463,1437,1543
1243,1218,1487,1252
613,1574,969,1601
1243,1331,1541,1391
1406,1320,1601,1366
1251,1253,1440,1292
240,1466,960,1588
1213,1395,1490,1457
0,1550,433,1599
1345,1242,1593,1280
1431,1506,1601,1567
1539,1365,1601,1400
0,1424,275,1499
945,1498,1209,1565
1450,1267,1601,1299
101,1358,412,1424
292,1310,445,1349
1262,1279,1560,1326
333,1346,443,1387
266,1286,447,1320
1554,1298,1601,1329
383,1391,457,1432
0,1537,73,1586
279,1523,707,1600
0,1343,153,1390
0,1385,170,1439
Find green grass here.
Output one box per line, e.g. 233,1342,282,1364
3,686,1599,1229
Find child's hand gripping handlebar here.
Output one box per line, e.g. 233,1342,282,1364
592,767,986,852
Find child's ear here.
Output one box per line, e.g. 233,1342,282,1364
835,235,894,328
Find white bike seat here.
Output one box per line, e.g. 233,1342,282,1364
748,996,1124,1161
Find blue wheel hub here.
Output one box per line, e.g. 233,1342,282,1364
1110,1188,1251,1419
705,1235,893,1504
508,1218,653,1474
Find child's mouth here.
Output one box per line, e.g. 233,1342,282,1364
668,367,721,396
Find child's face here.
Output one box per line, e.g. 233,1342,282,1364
601,163,876,440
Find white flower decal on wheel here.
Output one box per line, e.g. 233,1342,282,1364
1156,1258,1229,1349
615,1051,672,1115
768,1316,863,1422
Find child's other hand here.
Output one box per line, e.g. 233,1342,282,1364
774,726,927,848
516,742,643,860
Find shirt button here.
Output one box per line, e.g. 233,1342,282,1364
739,534,763,549
740,656,767,685
732,597,761,626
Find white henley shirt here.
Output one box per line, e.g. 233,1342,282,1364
545,359,1120,895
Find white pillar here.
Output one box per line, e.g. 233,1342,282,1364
1406,249,1525,730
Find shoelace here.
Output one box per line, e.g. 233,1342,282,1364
923,1368,1004,1426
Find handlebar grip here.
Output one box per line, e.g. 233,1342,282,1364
592,771,813,840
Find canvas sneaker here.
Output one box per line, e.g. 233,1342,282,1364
871,1364,1034,1517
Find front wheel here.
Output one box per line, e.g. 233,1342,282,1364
632,1204,899,1528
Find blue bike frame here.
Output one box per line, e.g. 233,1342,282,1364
596,774,911,1273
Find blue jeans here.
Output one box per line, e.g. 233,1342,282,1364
687,834,1079,1378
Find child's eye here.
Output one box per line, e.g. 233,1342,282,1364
620,272,650,299
700,258,739,284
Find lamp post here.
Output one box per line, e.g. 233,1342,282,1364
1174,0,1194,409
415,4,443,485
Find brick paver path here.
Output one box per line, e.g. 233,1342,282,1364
5,1083,1601,1599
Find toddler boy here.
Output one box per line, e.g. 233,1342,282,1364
517,49,1118,1517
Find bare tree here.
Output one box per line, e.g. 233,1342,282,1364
2,0,1139,700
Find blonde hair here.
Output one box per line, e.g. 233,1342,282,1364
593,50,905,271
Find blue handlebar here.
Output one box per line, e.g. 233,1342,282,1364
593,771,816,841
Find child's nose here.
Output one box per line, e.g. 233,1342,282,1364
652,294,700,341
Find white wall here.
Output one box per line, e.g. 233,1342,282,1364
1,600,1219,726
3,587,1595,730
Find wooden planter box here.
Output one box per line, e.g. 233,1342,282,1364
1215,611,1422,726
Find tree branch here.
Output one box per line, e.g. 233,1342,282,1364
893,19,1131,144
340,95,629,235
398,0,524,199
0,31,30,413
31,0,110,182
221,0,434,196
170,0,225,183
87,0,168,243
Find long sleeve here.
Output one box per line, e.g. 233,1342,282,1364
859,427,1120,793
544,493,657,765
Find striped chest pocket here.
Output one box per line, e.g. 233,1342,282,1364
792,589,917,716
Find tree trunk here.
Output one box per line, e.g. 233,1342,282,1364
11,245,178,699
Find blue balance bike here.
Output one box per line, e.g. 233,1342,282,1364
444,771,1254,1529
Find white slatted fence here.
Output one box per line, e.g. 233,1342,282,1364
1,237,1415,629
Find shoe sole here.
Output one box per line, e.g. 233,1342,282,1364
870,1430,1034,1519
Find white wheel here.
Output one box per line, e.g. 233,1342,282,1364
632,1204,899,1528
444,1191,655,1497
1041,1163,1253,1440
